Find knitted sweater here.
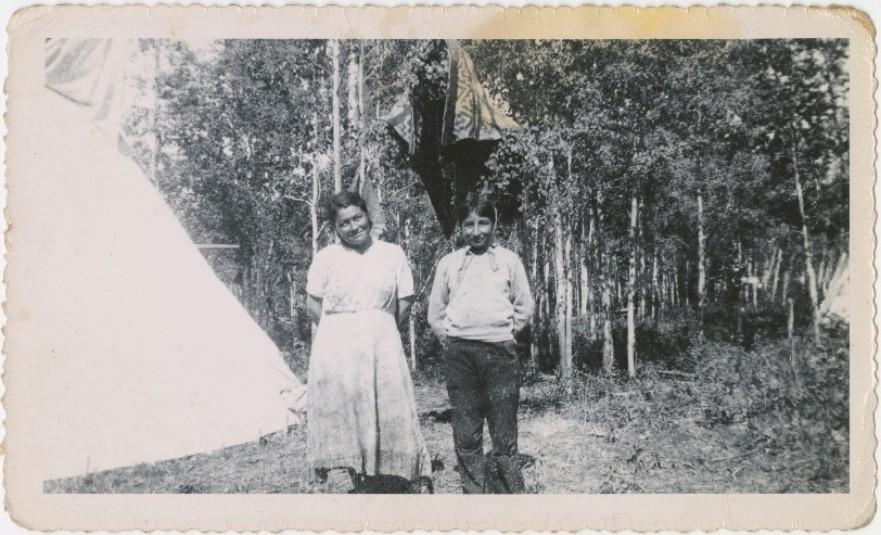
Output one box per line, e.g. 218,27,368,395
427,245,534,342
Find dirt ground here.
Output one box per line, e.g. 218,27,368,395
45,335,848,494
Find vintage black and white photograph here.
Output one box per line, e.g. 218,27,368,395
5,5,874,531
34,35,851,495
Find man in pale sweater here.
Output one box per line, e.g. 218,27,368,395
428,196,534,494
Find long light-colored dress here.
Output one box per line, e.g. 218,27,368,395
306,240,431,480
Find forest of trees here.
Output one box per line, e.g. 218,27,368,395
122,39,849,381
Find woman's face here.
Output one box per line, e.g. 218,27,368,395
461,211,495,252
335,205,371,248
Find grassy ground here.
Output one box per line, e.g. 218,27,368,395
45,333,848,494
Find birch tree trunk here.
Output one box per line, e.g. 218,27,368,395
564,225,574,374
792,144,821,344
554,210,572,381
627,194,637,378
530,224,541,372
651,249,659,321
404,216,417,371
330,39,342,193
771,249,782,303
596,190,614,372
781,269,791,305
697,193,706,344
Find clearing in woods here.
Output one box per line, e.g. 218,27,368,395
45,335,847,494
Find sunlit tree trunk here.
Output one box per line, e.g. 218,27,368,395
330,39,342,193
530,223,541,372
697,192,706,344
404,216,417,371
564,224,574,374
781,269,791,305
554,209,572,381
627,194,637,378
771,250,782,303
651,249,659,321
596,190,614,373
792,143,821,344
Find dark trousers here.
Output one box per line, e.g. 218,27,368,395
445,337,524,494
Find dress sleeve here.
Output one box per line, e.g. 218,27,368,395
396,246,415,299
305,250,327,298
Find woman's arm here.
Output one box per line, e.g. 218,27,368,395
306,294,323,324
396,296,414,328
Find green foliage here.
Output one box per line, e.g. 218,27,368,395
123,38,848,372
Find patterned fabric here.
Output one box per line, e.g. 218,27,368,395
381,41,517,153
306,241,431,479
445,41,519,143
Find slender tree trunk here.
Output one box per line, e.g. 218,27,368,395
651,249,659,321
781,269,791,304
787,297,795,362
310,159,320,256
792,144,821,344
673,266,679,308
766,247,781,303
564,225,574,374
331,39,342,193
287,272,296,321
404,216,417,371
771,249,782,303
697,193,706,344
584,201,595,337
627,194,637,378
530,223,540,373
357,41,368,188
596,189,613,371
749,256,758,307
554,210,572,381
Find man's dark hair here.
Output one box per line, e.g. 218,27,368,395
455,194,497,225
327,191,371,224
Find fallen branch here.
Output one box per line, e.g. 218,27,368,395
658,370,697,379
708,447,760,464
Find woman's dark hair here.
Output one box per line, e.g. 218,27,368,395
327,191,371,225
455,194,497,225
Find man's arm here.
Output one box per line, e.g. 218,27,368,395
510,256,535,336
427,258,450,341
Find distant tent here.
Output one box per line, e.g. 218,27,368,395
383,40,519,237
6,39,306,482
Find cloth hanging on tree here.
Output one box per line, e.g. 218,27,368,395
382,41,519,238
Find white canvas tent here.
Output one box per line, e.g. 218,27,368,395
6,39,305,482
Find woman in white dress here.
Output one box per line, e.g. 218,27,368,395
305,191,432,493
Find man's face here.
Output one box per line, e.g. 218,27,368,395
461,211,495,252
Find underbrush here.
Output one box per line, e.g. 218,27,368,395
46,328,848,494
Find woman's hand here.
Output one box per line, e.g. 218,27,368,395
396,297,414,328
306,294,323,324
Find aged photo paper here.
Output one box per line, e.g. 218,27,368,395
3,4,876,532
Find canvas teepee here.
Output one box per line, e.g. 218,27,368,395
6,39,305,482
